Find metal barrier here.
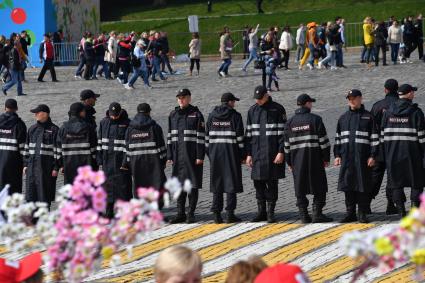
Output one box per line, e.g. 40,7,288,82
28,42,80,67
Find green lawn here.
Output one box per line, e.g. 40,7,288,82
101,0,424,55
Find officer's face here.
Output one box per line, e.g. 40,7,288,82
348,96,362,109
35,112,49,122
177,96,191,108
305,102,313,109
86,98,96,107
79,110,87,118
228,101,236,108
255,94,269,106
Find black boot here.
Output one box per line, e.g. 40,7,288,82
395,202,407,218
340,206,357,223
412,201,421,208
213,212,223,224
226,211,242,223
358,208,369,223
170,194,186,224
267,202,276,223
385,201,398,215
365,201,372,215
298,207,312,224
312,205,333,223
186,190,199,224
252,201,267,222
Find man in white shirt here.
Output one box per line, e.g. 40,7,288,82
295,24,306,62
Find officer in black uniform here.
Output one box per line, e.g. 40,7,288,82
245,86,286,223
334,90,379,223
97,102,132,216
122,103,166,194
284,94,332,223
167,89,205,224
206,93,246,224
0,99,27,194
80,89,100,130
57,102,98,184
23,104,59,208
381,84,425,218
369,79,399,215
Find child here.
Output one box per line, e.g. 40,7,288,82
399,42,407,64
265,49,280,92
154,246,202,283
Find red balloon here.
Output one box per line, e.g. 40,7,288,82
11,8,27,25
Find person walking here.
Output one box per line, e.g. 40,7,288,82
151,32,166,81
318,22,338,70
381,84,425,218
0,99,26,194
388,20,403,64
19,30,30,82
122,103,167,194
284,94,332,223
362,17,375,67
159,32,174,74
116,34,133,84
37,34,58,82
369,79,399,215
23,104,59,209
2,36,25,96
279,26,293,70
295,24,306,63
75,32,88,79
218,27,233,77
92,34,110,80
245,86,287,223
97,102,132,216
373,21,388,66
56,102,98,185
126,39,151,90
414,14,423,60
334,90,379,223
167,89,205,224
83,35,95,80
206,93,245,224
403,16,416,62
189,33,201,76
306,22,319,70
105,31,118,79
241,24,259,72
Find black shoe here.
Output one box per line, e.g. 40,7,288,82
298,207,312,224
395,203,407,218
252,201,267,222
91,77,98,80
267,202,276,223
214,212,223,224
186,213,195,224
312,206,333,223
52,79,59,82
358,210,369,223
365,204,372,215
37,79,45,82
385,202,398,215
341,65,348,68
226,211,241,223
170,214,186,224
152,78,159,81
340,212,357,223
2,89,6,96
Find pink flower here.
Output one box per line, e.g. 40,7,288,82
137,188,160,202
92,188,107,212
92,171,106,187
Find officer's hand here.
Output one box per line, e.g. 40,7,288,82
288,166,293,172
367,158,375,167
167,160,173,165
120,166,129,171
334,158,341,166
246,156,253,167
59,167,64,174
23,167,27,175
196,159,204,165
324,161,329,168
273,153,284,164
52,170,58,177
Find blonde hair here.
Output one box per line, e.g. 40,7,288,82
364,17,372,24
225,256,267,283
154,246,202,283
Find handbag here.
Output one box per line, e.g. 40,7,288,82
254,60,265,69
330,45,337,52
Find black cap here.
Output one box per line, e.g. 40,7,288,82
30,104,50,114
398,84,418,95
346,89,362,99
137,103,151,113
5,99,17,110
221,92,240,103
254,85,268,99
384,79,398,92
176,89,191,97
108,102,121,116
297,94,316,106
80,89,100,101
68,102,85,116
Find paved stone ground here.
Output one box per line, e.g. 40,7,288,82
1,54,425,282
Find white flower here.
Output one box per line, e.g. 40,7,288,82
163,192,170,208
183,180,192,193
110,254,121,268
164,177,182,194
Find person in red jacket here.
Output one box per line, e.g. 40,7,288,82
37,34,57,82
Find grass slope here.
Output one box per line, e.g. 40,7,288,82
101,0,424,55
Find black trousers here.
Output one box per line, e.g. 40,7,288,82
375,44,387,65
253,180,278,202
176,188,199,214
344,191,370,211
84,60,94,80
417,38,423,59
391,187,423,205
211,193,237,212
38,59,57,81
370,162,393,203
190,59,200,72
296,191,326,209
280,49,290,68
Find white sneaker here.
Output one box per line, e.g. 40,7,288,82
144,85,153,90
307,63,313,70
317,62,323,69
298,65,303,70
220,71,226,77
124,84,134,90
331,66,338,71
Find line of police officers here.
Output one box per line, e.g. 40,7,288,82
0,80,423,223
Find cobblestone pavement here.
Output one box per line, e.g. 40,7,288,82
1,54,425,282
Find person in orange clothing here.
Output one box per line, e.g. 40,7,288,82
306,22,319,70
